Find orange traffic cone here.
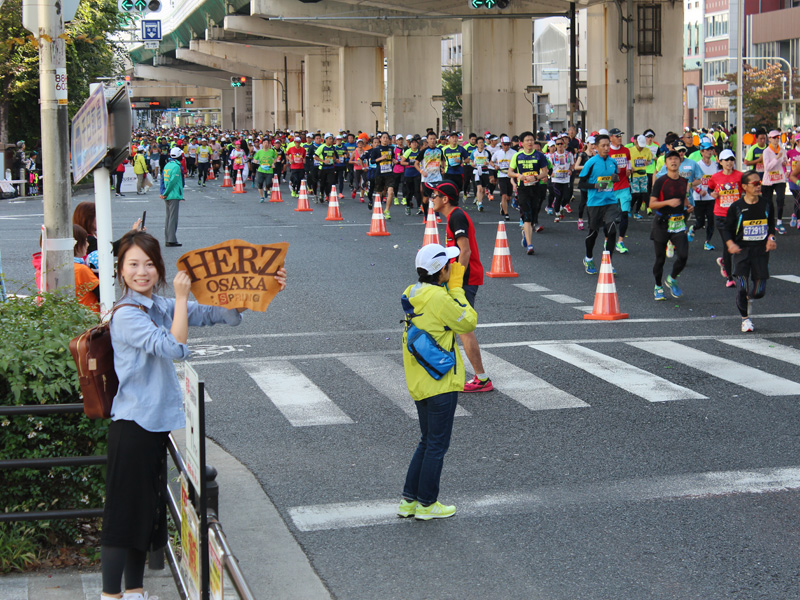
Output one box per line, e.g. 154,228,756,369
270,175,283,202
207,165,216,181
486,221,519,278
325,186,343,221
221,166,233,188
367,196,390,236
232,170,247,194
584,251,629,320
422,205,440,246
295,180,312,212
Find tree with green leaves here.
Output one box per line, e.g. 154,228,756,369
719,63,799,130
442,66,462,131
0,0,125,151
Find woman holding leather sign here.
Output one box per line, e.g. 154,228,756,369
398,243,477,522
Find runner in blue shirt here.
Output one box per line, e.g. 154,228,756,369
578,134,620,274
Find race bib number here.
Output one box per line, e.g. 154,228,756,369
499,159,510,170
742,219,768,241
756,163,765,172
380,163,392,174
521,172,537,187
701,176,711,187
555,168,568,177
667,215,686,233
448,156,461,167
199,150,209,160
323,156,334,165
634,158,647,168
768,170,785,183
474,156,487,166
718,187,738,208
596,176,613,191
234,157,242,165
291,154,303,164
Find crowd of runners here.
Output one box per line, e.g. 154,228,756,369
124,121,799,333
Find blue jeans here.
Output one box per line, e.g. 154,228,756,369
402,391,458,506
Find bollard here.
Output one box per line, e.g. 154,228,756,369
148,547,165,570
205,464,219,519
18,168,26,198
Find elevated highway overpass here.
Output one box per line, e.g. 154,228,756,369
129,0,684,136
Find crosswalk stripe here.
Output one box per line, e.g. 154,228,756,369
773,274,800,284
530,343,706,402
718,338,800,367
629,340,800,396
288,465,800,532
337,355,470,418
513,283,551,293
473,351,589,410
245,361,354,426
541,294,583,304
574,305,594,313
0,577,27,600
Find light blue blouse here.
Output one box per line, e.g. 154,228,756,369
110,290,242,432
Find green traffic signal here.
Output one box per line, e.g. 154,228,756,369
134,0,147,10
120,0,134,9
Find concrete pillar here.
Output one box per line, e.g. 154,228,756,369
253,78,277,131
387,35,442,134
304,50,340,134
338,46,384,133
586,1,682,137
275,69,303,132
462,19,533,136
221,85,253,130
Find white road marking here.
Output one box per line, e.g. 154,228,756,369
337,355,470,418
469,351,589,410
773,274,800,284
191,317,800,344
630,340,800,396
289,466,800,531
322,223,369,227
574,305,595,313
0,577,27,600
0,213,44,218
189,332,800,365
718,338,800,367
245,361,354,426
530,343,706,402
541,294,584,304
512,283,552,293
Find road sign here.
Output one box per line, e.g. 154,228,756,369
142,19,161,40
144,40,159,50
71,84,108,184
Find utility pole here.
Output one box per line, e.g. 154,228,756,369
24,0,73,292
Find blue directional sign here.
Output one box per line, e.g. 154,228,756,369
142,20,162,41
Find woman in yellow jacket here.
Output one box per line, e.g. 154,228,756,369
132,146,149,195
399,243,478,521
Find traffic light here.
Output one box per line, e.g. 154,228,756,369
230,76,248,87
118,0,161,15
185,98,194,105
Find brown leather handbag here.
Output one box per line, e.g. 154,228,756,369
68,303,143,419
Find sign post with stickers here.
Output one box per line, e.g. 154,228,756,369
182,362,211,600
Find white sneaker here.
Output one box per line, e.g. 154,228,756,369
122,593,159,600
741,318,754,333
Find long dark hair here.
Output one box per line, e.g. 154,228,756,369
116,231,167,294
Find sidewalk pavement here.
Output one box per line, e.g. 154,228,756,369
0,436,332,600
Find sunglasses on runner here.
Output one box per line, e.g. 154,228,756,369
746,180,762,186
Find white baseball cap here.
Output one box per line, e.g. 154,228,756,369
170,147,183,158
501,136,511,143
586,136,596,144
598,129,609,135
636,135,647,146
415,244,460,275
406,135,414,140
719,149,735,160
324,132,334,139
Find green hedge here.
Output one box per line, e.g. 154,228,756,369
0,290,106,572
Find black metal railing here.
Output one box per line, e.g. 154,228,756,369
0,403,256,600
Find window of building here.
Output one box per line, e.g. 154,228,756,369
703,58,728,83
638,4,662,56
705,13,728,38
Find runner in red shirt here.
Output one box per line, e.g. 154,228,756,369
707,148,742,288
285,137,307,198
608,128,633,254
426,180,492,393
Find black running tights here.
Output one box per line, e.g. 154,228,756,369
102,546,147,595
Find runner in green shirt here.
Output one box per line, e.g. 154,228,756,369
253,139,277,203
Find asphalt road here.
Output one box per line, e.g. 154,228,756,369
3,176,800,600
